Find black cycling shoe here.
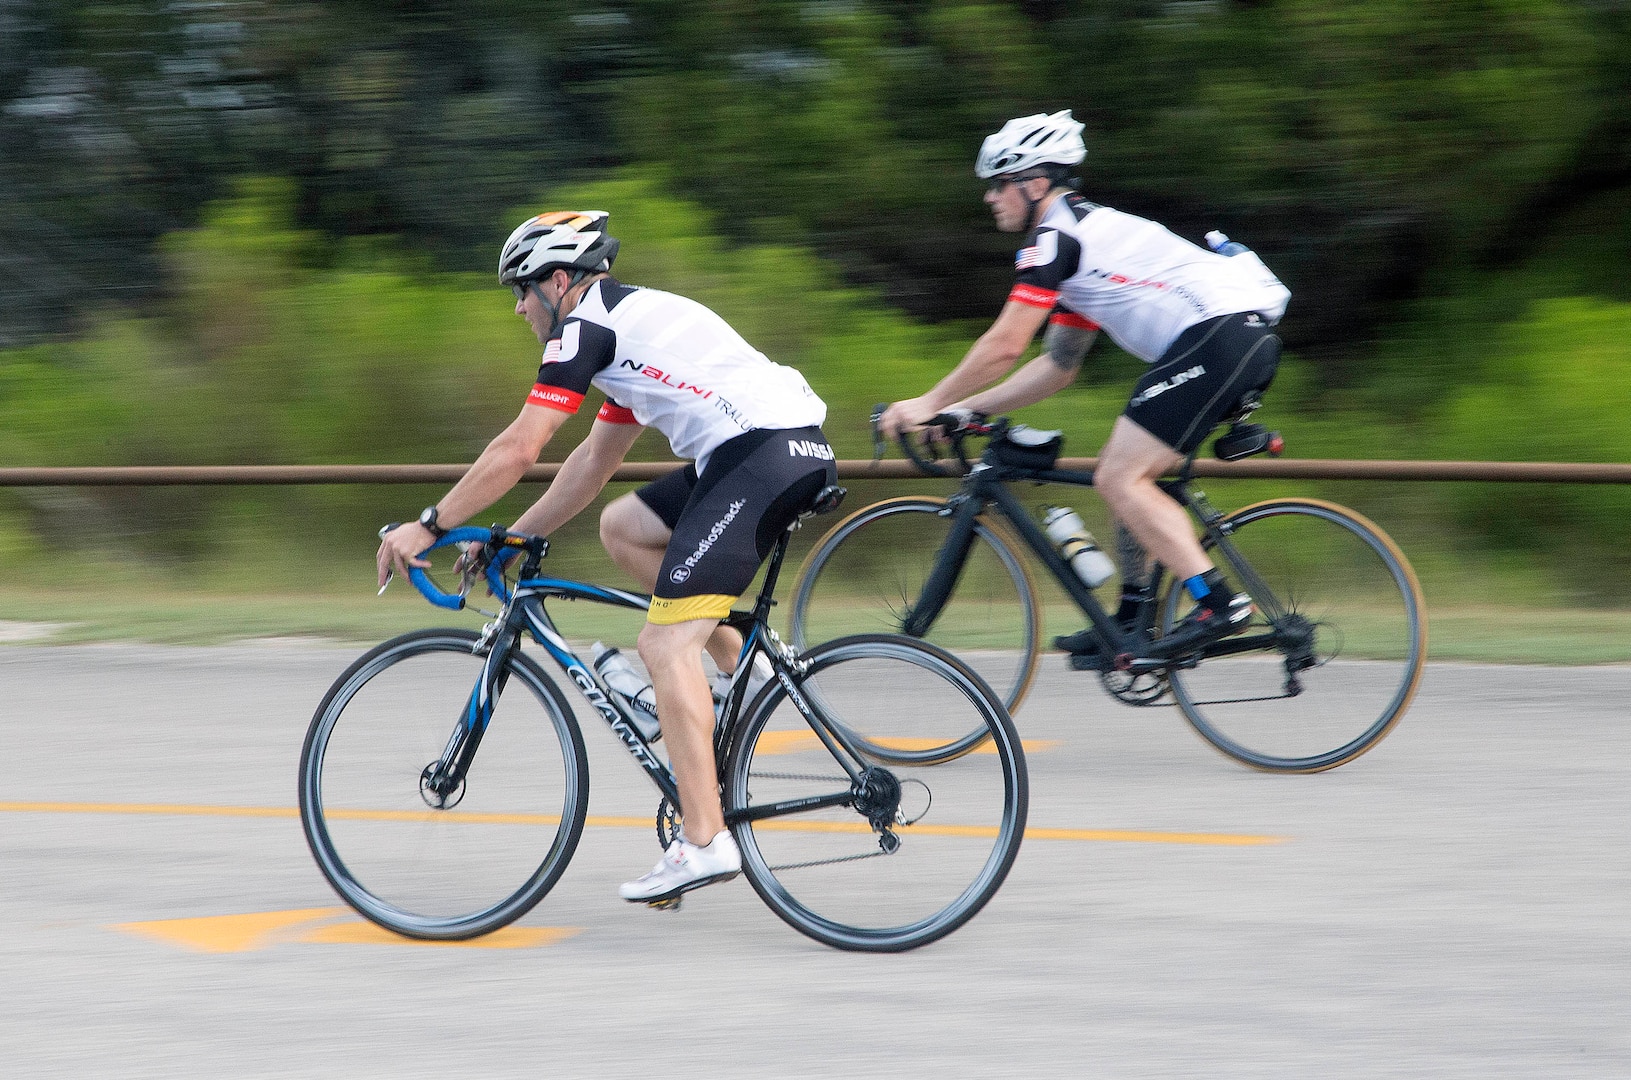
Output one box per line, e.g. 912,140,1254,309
1053,627,1100,654
1145,592,1253,660
1056,625,1142,672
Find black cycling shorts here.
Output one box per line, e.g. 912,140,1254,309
636,426,837,625
1124,313,1281,454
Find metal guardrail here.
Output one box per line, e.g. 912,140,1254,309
1,459,1630,486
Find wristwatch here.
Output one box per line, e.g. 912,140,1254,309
418,505,447,538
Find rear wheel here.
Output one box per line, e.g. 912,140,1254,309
1161,499,1427,772
299,629,590,938
724,634,1027,952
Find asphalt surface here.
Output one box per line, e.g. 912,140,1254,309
0,640,1627,1078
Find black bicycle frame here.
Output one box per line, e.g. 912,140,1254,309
911,456,1285,665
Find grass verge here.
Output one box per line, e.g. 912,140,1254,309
1,587,1629,664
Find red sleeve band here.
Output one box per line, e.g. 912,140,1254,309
1049,311,1100,331
596,401,640,425
526,384,584,414
1008,283,1060,309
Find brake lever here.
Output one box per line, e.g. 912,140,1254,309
377,522,401,594
870,403,888,463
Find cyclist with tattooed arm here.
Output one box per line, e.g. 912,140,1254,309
880,110,1291,663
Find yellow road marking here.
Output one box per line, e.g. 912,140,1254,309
113,907,345,953
298,922,580,949
2,799,1282,845
111,908,581,953
749,731,1059,756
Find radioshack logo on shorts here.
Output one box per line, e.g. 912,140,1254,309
670,499,747,583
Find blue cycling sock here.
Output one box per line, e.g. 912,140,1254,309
1183,573,1210,601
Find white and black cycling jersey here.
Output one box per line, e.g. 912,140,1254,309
525,278,827,472
1009,192,1291,363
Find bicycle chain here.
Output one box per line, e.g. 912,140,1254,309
748,770,850,784
767,845,895,873
1181,692,1296,706
746,769,901,871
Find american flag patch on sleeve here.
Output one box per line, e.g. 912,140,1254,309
1014,230,1057,271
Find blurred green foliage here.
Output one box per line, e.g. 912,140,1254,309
4,1,1631,604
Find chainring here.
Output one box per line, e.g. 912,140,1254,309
655,797,682,849
1097,667,1171,705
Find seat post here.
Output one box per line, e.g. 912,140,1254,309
749,527,796,623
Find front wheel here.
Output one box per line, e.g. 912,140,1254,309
790,495,1042,736
1161,499,1427,772
299,628,590,939
724,634,1028,952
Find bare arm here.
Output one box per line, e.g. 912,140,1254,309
956,354,1076,414
512,418,644,538
376,403,570,586
880,299,1051,437
954,321,1097,415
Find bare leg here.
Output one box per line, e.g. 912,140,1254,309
1114,521,1152,591
1093,417,1214,582
601,492,744,672
638,617,726,841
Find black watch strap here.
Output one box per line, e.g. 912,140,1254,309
418,505,447,538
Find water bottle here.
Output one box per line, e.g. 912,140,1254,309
1205,230,1250,257
591,643,661,742
1041,506,1116,589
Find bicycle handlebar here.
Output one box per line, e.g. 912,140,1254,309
389,525,543,610
871,403,993,477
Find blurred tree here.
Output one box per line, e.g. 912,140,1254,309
0,0,620,347
1,0,1628,384
612,0,1619,369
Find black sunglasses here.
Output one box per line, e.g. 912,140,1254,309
511,282,533,302
986,172,1049,193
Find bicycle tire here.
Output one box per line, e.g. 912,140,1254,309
724,634,1027,952
790,496,1042,753
1161,498,1427,772
299,628,590,939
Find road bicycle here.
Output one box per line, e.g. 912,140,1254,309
790,408,1427,773
298,486,1027,952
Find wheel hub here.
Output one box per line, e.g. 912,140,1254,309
1275,613,1319,671
419,762,465,809
852,766,903,830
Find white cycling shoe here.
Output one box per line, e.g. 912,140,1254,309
619,830,742,904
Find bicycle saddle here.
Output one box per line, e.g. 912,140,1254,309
805,484,848,516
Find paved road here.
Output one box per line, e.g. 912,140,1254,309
0,641,1627,1078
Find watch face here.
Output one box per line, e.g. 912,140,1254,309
420,508,438,528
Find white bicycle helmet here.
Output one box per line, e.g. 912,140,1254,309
975,110,1086,179
498,210,620,286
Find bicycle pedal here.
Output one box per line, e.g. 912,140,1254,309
1067,652,1110,672
645,896,684,912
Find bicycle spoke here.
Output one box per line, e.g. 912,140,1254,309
791,498,1041,722
1165,500,1426,771
726,635,1026,952
300,630,588,939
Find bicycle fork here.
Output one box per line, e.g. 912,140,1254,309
902,497,982,638
419,626,520,809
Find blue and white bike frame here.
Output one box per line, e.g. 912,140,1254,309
406,525,858,825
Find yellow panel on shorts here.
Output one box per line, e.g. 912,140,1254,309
647,594,736,625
